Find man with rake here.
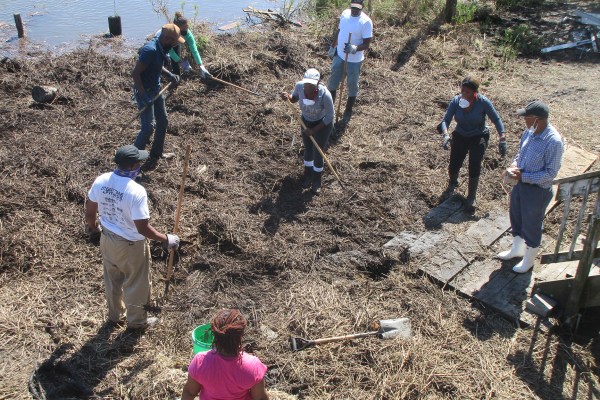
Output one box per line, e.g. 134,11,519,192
132,23,185,171
85,145,180,329
327,0,373,130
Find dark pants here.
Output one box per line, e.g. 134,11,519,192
302,117,332,171
449,131,489,179
170,45,181,76
134,89,168,159
509,182,554,248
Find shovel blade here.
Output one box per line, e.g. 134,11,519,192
379,318,411,339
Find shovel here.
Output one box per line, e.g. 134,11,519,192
290,318,410,351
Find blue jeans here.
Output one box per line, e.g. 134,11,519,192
509,182,554,248
134,89,168,159
327,55,362,97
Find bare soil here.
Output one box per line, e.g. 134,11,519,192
1,1,599,399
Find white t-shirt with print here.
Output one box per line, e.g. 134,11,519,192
88,172,150,241
336,9,373,63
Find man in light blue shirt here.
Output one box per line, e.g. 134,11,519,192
497,100,564,273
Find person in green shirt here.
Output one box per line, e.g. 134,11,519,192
169,11,212,80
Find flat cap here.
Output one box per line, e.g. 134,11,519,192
517,100,549,119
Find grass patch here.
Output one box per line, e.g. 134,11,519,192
454,1,478,24
499,23,543,59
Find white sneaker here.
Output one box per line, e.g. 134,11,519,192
513,246,539,273
497,236,526,260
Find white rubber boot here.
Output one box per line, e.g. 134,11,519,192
512,246,539,273
497,236,526,260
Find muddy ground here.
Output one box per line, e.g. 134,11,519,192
1,1,600,399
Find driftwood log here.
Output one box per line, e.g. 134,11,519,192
32,85,58,103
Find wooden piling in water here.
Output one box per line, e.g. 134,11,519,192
14,14,24,38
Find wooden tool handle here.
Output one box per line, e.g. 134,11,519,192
128,83,172,125
312,331,378,345
336,32,352,123
164,144,191,296
284,99,344,187
210,76,262,97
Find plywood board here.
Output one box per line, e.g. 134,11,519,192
423,196,463,228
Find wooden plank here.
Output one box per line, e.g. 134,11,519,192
463,210,511,247
547,145,597,212
556,145,598,181
423,195,463,228
565,218,600,317
554,169,600,185
218,21,242,31
556,175,600,201
450,235,512,295
535,259,580,282
423,244,472,283
473,266,534,321
540,247,600,264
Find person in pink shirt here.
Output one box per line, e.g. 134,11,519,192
181,309,269,400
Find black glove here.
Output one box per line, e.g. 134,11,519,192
167,72,180,88
199,65,212,80
140,92,153,109
499,141,507,157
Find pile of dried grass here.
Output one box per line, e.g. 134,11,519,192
1,12,599,400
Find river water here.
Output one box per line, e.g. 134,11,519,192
0,0,283,56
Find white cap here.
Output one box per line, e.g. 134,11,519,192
300,68,320,85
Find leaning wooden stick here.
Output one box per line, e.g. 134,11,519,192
164,144,192,297
285,99,344,187
336,32,352,124
209,76,262,97
128,82,172,125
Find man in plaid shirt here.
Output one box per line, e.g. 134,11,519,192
497,100,564,273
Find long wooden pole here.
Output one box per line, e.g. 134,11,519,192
336,32,352,124
164,144,192,297
209,76,262,97
285,99,344,187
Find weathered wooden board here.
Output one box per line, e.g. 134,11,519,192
473,264,534,320
218,21,242,31
422,195,463,229
422,212,512,284
547,145,597,212
463,211,511,247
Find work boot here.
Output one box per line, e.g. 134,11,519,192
342,96,357,124
513,246,539,273
330,90,336,104
302,167,312,189
311,171,322,195
465,176,480,213
439,173,459,203
497,236,526,260
141,157,159,171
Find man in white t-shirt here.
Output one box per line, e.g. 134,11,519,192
85,145,180,329
327,0,373,129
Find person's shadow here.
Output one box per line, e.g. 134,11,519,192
29,322,144,399
249,175,311,236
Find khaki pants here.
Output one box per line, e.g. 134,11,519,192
100,227,151,328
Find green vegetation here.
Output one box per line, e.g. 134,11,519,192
499,24,542,59
453,1,478,24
